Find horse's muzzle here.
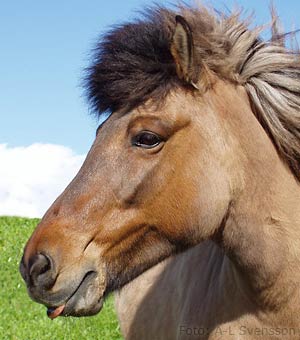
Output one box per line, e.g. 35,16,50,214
19,253,106,318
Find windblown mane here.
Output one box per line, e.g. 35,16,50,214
86,5,300,180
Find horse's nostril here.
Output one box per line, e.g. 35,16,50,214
28,253,54,288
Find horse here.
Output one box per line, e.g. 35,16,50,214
20,4,300,339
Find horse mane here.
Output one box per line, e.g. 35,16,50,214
85,5,300,180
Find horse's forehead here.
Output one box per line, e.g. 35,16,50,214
97,97,179,133
99,85,235,139
132,90,199,120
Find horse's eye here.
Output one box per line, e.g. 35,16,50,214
132,131,162,149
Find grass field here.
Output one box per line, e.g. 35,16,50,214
0,216,123,340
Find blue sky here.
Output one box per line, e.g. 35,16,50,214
1,0,300,154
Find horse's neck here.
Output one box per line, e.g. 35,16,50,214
210,82,300,317
222,160,300,318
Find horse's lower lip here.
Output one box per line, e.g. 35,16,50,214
46,271,104,318
47,305,65,319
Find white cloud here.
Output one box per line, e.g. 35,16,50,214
0,143,86,218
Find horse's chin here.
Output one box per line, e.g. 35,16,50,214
46,271,106,318
60,295,104,317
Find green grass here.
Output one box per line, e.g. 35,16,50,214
0,216,123,340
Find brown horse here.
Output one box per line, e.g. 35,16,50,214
20,5,300,339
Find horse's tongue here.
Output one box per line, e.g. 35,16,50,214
47,305,65,319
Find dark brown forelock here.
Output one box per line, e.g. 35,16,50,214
85,7,182,116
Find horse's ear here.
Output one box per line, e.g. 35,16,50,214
171,15,200,89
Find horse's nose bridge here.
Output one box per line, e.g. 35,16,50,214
56,174,109,217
